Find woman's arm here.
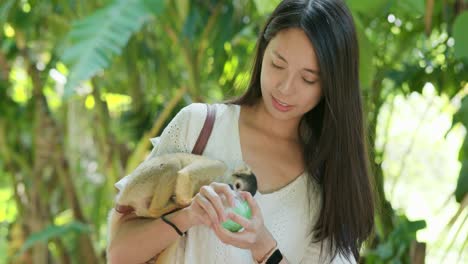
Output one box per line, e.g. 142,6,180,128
250,231,291,264
108,179,229,264
107,208,193,264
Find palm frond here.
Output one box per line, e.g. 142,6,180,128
61,0,164,98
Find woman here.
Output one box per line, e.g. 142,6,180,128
107,0,375,263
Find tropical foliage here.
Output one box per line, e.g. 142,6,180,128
0,0,466,263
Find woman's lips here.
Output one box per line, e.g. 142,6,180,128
272,96,293,112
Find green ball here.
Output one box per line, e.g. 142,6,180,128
221,200,252,232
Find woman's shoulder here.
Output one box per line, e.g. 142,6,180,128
180,102,239,120
175,103,239,150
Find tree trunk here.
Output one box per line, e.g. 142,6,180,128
27,60,100,264
410,240,426,264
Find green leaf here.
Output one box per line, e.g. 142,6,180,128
452,96,468,128
397,0,425,17
451,96,468,202
347,0,389,14
181,4,203,42
406,219,427,233
143,0,165,15
15,221,91,258
453,11,468,59
61,0,164,99
354,14,375,89
455,160,468,203
253,0,281,15
0,0,15,27
174,0,189,20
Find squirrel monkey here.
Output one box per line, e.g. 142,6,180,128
107,153,257,263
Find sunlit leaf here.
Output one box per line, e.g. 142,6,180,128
0,0,14,27
175,0,189,21
455,161,468,203
253,0,281,15
397,0,425,17
347,0,389,14
453,96,468,126
354,15,375,89
15,221,91,258
451,96,468,202
453,11,468,59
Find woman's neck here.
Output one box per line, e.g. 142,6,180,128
241,100,301,142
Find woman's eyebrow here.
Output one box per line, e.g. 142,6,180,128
273,50,288,63
304,68,320,75
273,50,319,75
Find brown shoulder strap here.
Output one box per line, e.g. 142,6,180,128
191,104,216,155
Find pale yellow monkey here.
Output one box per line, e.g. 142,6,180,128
107,153,257,264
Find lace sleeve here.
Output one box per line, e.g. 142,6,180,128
115,104,195,192
145,105,192,159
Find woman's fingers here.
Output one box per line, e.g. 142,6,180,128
203,218,211,226
227,211,252,230
240,191,261,218
212,220,255,249
213,221,237,240
192,183,255,230
199,185,226,222
193,193,219,225
210,182,236,207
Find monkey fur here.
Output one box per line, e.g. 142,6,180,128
107,153,257,263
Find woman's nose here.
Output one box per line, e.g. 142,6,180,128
277,76,295,95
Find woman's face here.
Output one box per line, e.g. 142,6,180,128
260,28,322,121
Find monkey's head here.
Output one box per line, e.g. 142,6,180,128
230,165,257,197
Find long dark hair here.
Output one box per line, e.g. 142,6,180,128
227,0,375,262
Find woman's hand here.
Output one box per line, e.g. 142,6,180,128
185,182,237,228
210,191,277,261
184,184,277,260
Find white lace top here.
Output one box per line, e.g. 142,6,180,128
116,103,356,264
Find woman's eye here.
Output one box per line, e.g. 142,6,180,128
271,62,284,69
303,79,316,85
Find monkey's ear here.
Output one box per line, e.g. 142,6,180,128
145,196,153,210
233,164,252,175
115,204,135,215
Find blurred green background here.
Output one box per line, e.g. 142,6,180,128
0,0,467,263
